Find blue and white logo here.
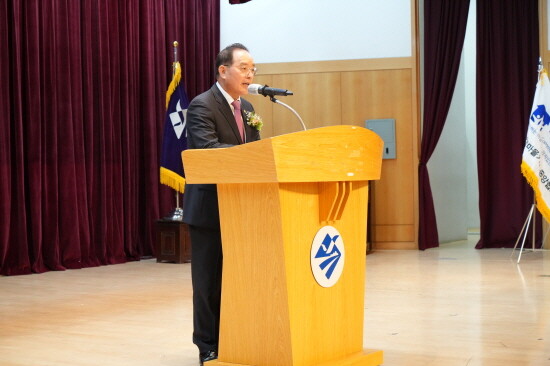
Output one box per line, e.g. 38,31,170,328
169,100,187,139
311,226,345,288
530,104,550,129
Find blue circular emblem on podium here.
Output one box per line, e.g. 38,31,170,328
311,226,345,287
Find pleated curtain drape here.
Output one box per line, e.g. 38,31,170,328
419,0,470,250
420,0,541,250
475,0,541,248
0,0,220,275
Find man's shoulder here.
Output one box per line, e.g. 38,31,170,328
191,88,213,102
190,85,217,104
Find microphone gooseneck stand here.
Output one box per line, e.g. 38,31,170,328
269,95,307,131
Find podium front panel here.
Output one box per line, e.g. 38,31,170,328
216,181,370,366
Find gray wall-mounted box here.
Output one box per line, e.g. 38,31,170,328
365,118,396,159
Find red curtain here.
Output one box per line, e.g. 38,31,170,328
419,0,470,250
0,0,219,275
475,0,541,248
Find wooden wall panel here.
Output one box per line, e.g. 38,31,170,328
340,70,416,248
273,73,342,135
258,57,413,74
245,60,419,249
340,69,415,226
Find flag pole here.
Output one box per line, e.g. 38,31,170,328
533,60,543,247
540,57,550,250
167,40,184,221
173,41,180,212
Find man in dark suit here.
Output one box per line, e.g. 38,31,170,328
182,43,260,365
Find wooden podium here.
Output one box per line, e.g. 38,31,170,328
182,125,384,366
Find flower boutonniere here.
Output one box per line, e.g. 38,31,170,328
244,110,263,131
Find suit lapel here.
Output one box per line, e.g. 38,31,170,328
241,100,256,143
211,85,244,144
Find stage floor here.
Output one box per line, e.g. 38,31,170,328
1,234,549,366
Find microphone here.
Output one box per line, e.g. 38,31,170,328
248,84,293,97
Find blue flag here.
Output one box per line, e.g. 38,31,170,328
160,62,189,193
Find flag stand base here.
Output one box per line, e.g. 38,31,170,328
164,207,184,221
163,191,184,221
511,203,549,263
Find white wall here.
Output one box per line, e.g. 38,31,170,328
464,1,479,232
427,55,468,242
220,0,412,63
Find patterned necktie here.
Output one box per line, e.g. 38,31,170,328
231,100,245,142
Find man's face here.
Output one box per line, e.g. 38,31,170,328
218,49,255,99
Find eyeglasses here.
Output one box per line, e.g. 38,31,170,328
225,64,258,76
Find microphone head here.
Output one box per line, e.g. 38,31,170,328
248,84,262,95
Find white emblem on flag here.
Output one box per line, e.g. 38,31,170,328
169,100,187,139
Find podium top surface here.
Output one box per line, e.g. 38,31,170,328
182,125,383,184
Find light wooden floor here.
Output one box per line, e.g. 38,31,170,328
1,234,550,366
